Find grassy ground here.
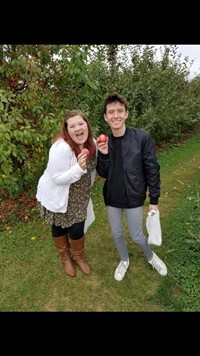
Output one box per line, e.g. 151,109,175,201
0,133,200,311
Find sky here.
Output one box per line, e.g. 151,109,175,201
176,45,200,79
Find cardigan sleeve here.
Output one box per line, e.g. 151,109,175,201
47,139,86,186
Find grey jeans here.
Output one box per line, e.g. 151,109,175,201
106,206,153,261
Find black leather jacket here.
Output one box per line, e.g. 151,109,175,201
96,127,160,207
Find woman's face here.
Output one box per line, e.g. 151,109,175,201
66,115,88,147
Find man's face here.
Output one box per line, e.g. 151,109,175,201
104,101,128,131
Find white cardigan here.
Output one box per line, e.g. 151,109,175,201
36,138,96,221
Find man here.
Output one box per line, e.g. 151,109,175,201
96,92,167,281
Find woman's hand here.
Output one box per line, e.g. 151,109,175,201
78,151,88,170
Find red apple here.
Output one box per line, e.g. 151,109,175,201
97,134,108,143
81,148,90,156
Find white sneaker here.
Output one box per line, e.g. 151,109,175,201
149,252,167,276
114,258,130,281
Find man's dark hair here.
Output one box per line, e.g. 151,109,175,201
103,92,128,114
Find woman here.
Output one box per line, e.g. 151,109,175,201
36,110,97,277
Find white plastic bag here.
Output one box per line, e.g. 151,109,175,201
146,210,162,246
84,198,95,233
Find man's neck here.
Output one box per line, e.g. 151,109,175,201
112,125,126,137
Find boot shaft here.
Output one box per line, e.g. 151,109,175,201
69,236,91,275
53,235,76,277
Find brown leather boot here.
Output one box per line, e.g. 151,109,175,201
53,235,76,277
69,236,91,275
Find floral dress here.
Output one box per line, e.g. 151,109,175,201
37,155,96,228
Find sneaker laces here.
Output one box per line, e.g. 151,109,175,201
117,261,127,274
152,258,162,272
150,253,167,275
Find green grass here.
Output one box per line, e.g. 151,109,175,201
0,133,200,311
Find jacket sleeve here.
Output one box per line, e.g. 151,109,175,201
47,141,86,186
142,133,160,205
96,151,110,178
